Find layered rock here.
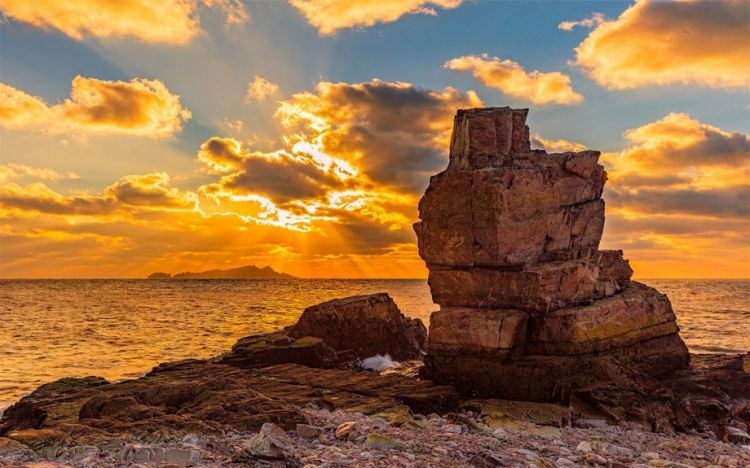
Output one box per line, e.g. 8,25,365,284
416,107,690,400
287,293,427,360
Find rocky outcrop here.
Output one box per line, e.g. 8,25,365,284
415,107,690,401
220,293,427,370
287,293,427,360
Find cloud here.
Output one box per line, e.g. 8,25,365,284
0,76,191,138
275,79,482,192
600,112,750,278
603,113,749,218
530,134,587,153
0,0,250,44
558,12,606,31
605,113,750,181
195,79,477,236
105,173,196,209
0,163,79,184
444,55,583,105
573,0,750,89
245,76,280,102
0,0,201,44
288,0,463,35
202,0,250,26
0,173,195,215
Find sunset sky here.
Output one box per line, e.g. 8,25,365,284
0,0,748,279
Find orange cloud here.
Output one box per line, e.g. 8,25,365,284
276,79,482,191
0,77,191,138
600,114,750,278
288,0,462,35
0,0,201,44
0,0,251,44
0,173,195,216
244,76,280,102
574,0,750,89
444,55,583,105
0,163,79,184
196,79,478,236
558,12,606,31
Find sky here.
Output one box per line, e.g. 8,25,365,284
0,0,748,279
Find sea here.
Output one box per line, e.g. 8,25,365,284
1,279,748,411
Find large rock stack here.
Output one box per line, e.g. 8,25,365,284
415,107,690,401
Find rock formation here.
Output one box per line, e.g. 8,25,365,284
415,107,691,400
287,293,427,360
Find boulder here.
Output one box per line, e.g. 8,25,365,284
428,308,527,358
220,332,340,369
427,250,632,311
287,293,427,360
415,107,690,402
415,153,607,269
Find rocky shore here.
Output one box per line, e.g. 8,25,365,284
0,293,748,467
1,108,748,467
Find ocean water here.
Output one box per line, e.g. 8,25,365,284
0,279,747,410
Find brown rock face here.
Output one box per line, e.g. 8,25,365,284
287,293,427,360
415,107,690,400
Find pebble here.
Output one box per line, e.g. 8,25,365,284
584,452,608,465
334,421,358,440
576,441,592,453
296,424,324,438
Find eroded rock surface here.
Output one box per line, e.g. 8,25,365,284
287,293,427,360
416,107,691,403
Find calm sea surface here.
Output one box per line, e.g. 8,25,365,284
1,279,748,409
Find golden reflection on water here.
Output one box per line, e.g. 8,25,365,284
1,279,747,409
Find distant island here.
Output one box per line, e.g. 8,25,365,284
147,264,295,279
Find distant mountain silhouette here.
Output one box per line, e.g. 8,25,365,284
147,265,295,279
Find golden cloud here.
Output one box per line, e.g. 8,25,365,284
602,113,750,262
0,77,191,138
0,172,195,216
276,79,482,191
288,0,462,35
196,79,478,236
245,76,280,102
558,12,605,31
0,0,201,44
0,163,79,184
574,0,750,89
599,112,750,278
0,0,251,44
444,55,583,105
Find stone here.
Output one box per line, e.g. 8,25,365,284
334,421,357,440
526,282,682,356
0,436,35,461
239,422,292,460
576,441,592,453
448,107,531,170
416,107,690,405
585,452,608,465
428,308,527,357
221,332,340,370
427,250,632,311
296,424,324,438
122,444,195,464
723,426,750,444
287,293,427,360
362,432,407,451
